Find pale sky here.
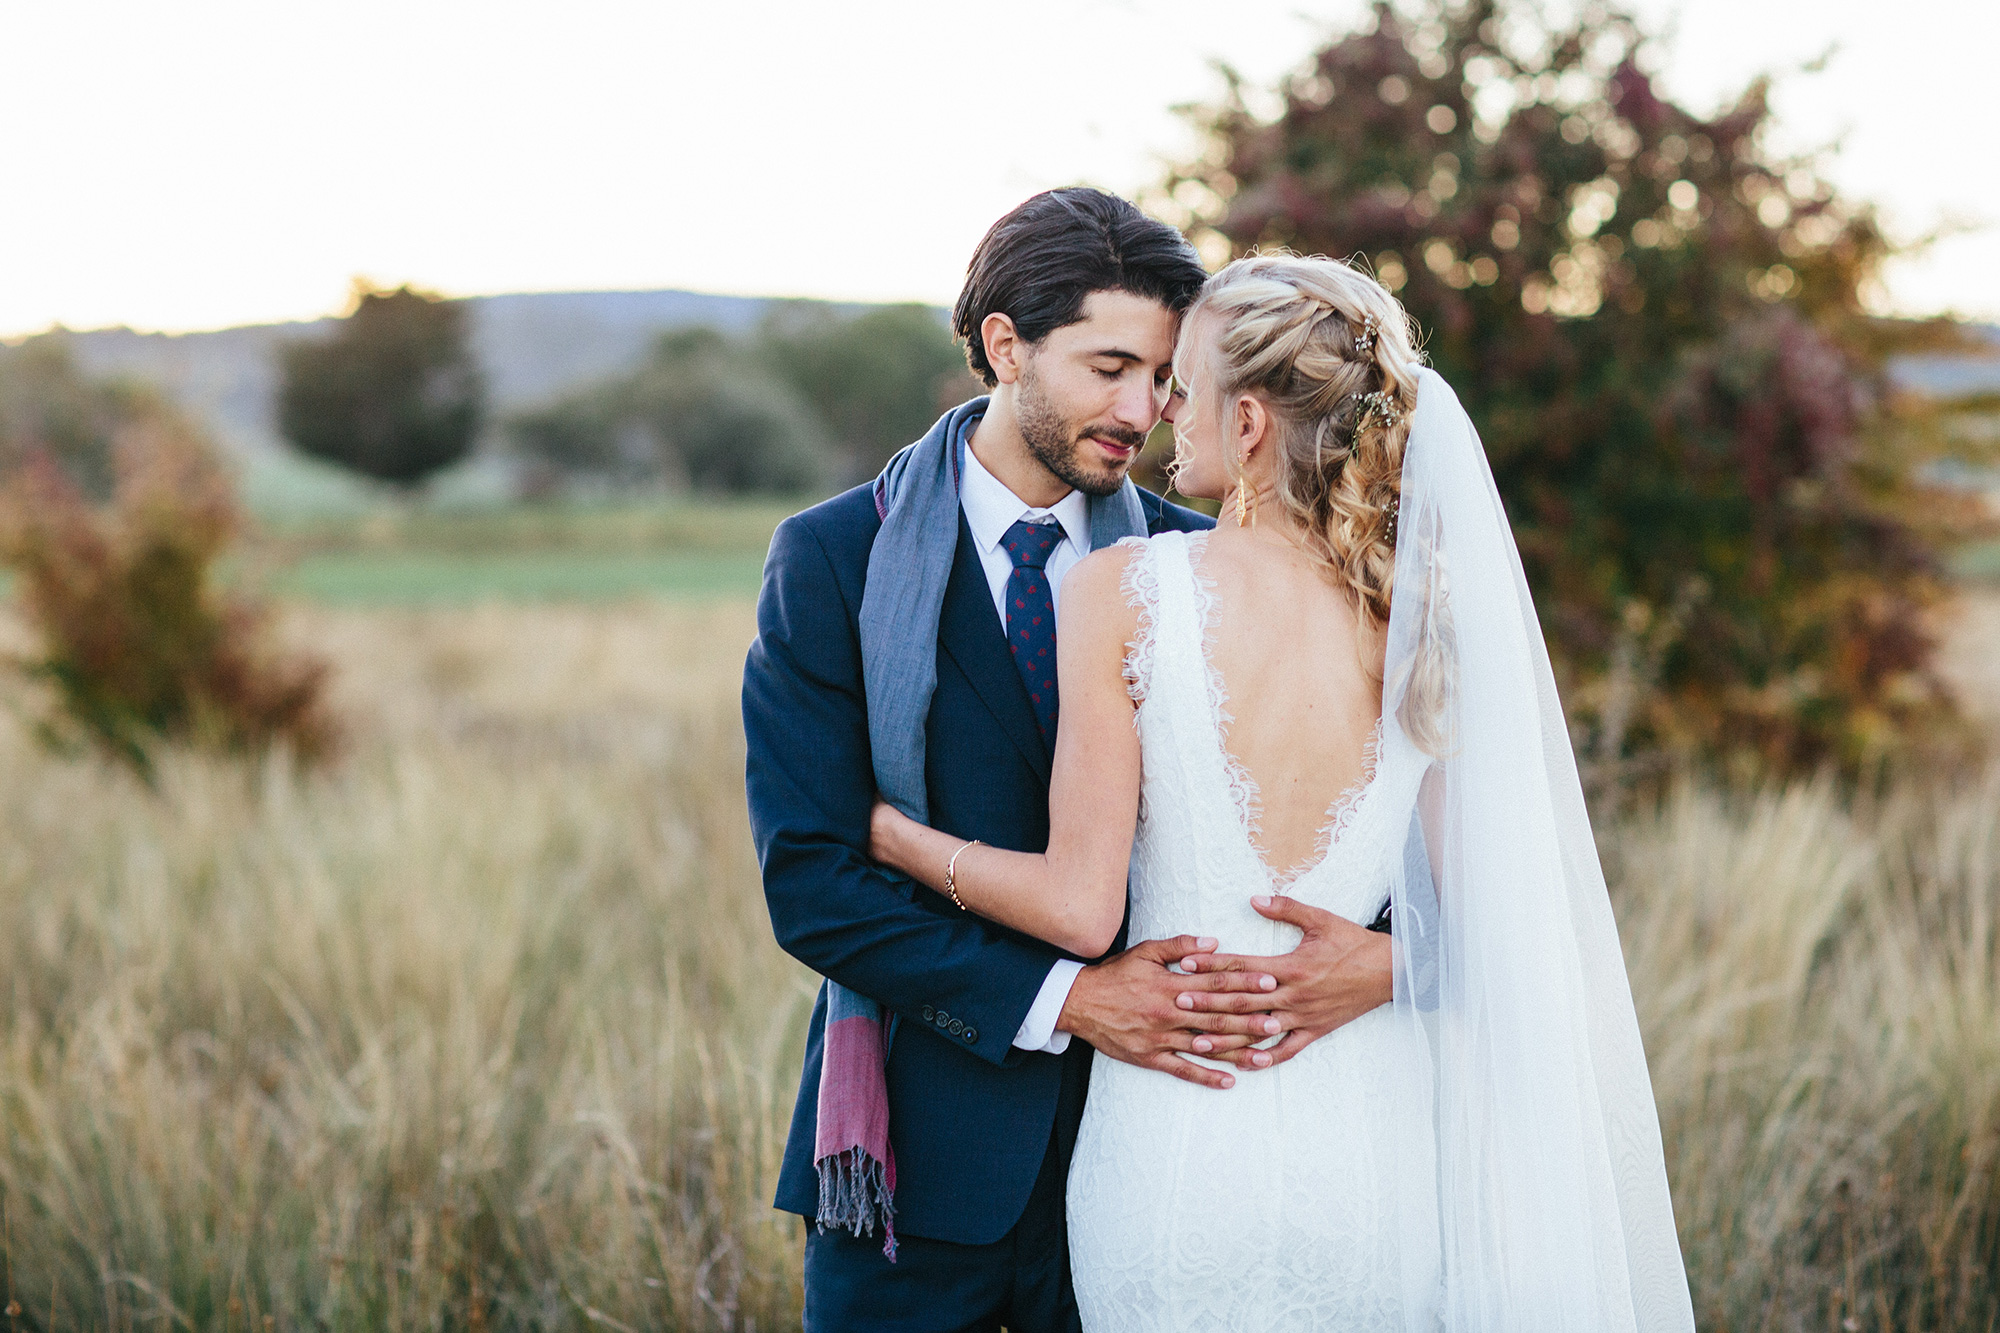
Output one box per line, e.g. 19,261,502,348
2,0,1993,337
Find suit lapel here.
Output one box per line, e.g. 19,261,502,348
938,516,1051,783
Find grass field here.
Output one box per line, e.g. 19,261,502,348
1,578,1997,1327
263,549,771,604
241,507,1995,608
249,501,795,605
0,599,811,1332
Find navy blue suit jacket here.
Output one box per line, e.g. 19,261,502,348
744,478,1213,1244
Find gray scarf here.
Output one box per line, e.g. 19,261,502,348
860,396,1148,818
812,398,1147,1254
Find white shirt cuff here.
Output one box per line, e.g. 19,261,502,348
1012,959,1084,1054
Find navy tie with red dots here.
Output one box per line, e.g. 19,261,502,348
1001,517,1063,745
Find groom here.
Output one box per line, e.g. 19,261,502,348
744,189,1396,1332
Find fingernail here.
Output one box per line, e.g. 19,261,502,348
1193,1037,1212,1053
1221,1076,1235,1089
1252,1052,1271,1067
1197,937,1218,950
1252,896,1271,909
1176,994,1193,1009
1259,975,1276,992
1264,1018,1281,1034
1180,958,1199,971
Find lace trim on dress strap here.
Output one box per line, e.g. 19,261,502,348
1180,531,1265,853
1116,535,1159,703
1120,532,1168,704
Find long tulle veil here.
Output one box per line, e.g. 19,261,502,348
1380,369,1695,1330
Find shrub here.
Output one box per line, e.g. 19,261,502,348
0,414,335,773
627,330,832,494
506,327,830,497
757,301,982,479
505,302,976,496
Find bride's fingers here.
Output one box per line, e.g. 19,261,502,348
1203,1045,1275,1069
1179,1010,1286,1038
1244,1027,1318,1069
1179,953,1285,983
1146,1052,1236,1090
1178,1031,1258,1055
1174,965,1278,991
1176,987,1278,1014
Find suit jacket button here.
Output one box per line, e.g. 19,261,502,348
934,1010,949,1027
921,1005,935,1022
947,1018,964,1036
964,1027,978,1043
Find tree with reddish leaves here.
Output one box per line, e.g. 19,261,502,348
1165,0,1975,777
0,409,335,776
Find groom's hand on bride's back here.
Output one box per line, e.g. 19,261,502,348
1174,895,1393,1072
1056,935,1281,1090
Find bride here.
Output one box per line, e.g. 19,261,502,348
869,254,1694,1331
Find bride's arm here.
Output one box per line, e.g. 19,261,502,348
869,545,1141,957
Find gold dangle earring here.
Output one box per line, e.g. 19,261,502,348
1233,470,1256,528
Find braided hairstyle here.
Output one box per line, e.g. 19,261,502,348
1176,252,1422,628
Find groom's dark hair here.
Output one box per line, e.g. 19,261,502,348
953,188,1209,387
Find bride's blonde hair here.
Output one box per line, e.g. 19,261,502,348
1177,252,1422,628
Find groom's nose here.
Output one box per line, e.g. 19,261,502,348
1109,374,1162,434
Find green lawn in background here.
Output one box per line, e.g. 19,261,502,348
235,497,798,604
265,549,769,603
255,497,800,556
2,498,803,606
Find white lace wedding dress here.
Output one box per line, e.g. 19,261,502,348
1067,529,1440,1331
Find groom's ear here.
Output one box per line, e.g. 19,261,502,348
980,313,1027,387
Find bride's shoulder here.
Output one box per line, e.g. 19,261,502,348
1064,539,1153,623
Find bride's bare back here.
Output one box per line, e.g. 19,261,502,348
1193,524,1385,883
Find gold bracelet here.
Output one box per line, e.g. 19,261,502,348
944,839,982,911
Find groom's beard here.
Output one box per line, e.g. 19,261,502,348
1017,364,1148,499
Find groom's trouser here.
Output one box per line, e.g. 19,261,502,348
803,1116,1080,1333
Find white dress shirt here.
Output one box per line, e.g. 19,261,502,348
958,439,1092,1055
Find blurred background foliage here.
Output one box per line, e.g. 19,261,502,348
506,303,977,497
0,342,333,772
278,281,486,491
1157,0,1996,780
1,0,1994,791
0,334,150,499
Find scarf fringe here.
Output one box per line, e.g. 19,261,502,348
816,1146,899,1261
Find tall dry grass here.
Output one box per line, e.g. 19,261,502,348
0,598,1994,1330
1620,775,2000,1330
0,601,814,1331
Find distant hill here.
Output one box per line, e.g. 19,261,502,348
55,297,2000,463
62,288,886,457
